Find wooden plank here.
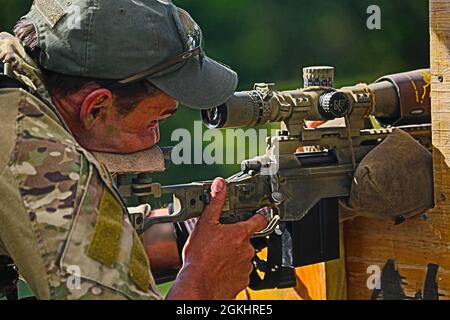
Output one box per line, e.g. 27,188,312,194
294,264,327,300
345,215,450,299
325,223,347,300
344,0,450,300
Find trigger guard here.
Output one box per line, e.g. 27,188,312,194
141,207,190,234
252,215,280,238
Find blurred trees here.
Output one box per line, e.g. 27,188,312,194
1,0,429,87
1,1,33,32
180,0,429,87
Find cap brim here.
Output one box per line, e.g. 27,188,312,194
148,56,238,109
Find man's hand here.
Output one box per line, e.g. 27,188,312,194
166,178,268,300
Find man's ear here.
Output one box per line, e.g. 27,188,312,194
80,89,113,130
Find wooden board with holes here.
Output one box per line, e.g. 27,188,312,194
342,0,450,300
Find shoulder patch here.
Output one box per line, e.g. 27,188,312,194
87,190,123,267
130,232,151,292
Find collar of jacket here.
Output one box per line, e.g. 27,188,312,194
0,32,71,133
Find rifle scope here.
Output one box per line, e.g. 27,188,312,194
201,69,431,129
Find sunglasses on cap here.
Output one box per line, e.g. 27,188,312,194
116,8,205,86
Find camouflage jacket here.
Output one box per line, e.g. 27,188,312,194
0,33,161,300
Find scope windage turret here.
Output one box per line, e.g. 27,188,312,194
318,92,351,120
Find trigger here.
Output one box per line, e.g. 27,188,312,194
168,203,174,215
253,215,280,238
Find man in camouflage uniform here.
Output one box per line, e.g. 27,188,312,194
0,0,267,300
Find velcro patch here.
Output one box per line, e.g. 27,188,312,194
35,0,67,28
87,190,123,267
130,232,151,292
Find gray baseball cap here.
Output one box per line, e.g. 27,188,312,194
25,0,238,109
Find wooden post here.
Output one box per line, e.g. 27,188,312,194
343,0,450,300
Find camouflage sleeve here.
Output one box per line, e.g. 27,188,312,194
0,89,18,170
0,90,162,300
0,161,162,300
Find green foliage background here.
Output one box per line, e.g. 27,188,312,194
1,0,429,298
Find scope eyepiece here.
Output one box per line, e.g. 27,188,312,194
201,91,266,129
201,104,228,129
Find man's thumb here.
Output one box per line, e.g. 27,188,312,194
201,177,227,224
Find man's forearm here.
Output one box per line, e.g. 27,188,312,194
166,265,211,300
141,209,182,273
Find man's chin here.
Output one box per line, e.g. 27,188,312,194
123,125,161,154
78,127,161,155
142,125,161,150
